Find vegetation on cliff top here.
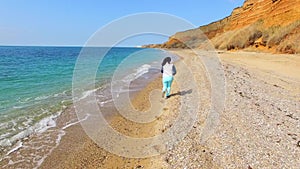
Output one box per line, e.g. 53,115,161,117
143,0,300,54
212,20,300,54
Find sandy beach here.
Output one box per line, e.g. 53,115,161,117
1,0,300,168
2,49,299,169
36,49,300,168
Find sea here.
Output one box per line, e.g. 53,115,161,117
0,46,176,168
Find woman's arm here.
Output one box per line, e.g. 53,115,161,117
172,65,176,75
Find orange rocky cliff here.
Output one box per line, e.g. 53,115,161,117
143,0,300,54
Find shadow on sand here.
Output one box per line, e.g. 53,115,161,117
169,89,193,98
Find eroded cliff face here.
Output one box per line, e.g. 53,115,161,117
144,0,300,53
227,0,300,30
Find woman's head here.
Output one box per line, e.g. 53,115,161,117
161,57,171,66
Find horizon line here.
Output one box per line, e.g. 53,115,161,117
0,44,144,48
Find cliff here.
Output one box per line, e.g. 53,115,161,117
143,0,300,54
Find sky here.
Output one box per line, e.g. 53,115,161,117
0,0,244,46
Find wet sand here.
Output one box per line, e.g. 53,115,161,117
39,76,173,169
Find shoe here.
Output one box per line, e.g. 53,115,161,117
166,95,170,99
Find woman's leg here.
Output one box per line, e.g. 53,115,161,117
162,79,168,97
166,77,173,97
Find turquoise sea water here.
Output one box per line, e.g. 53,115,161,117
0,46,173,150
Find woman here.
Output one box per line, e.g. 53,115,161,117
161,57,176,99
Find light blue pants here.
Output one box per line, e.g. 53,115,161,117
162,76,173,97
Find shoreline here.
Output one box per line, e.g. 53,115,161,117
38,48,214,168
0,73,168,168
39,74,171,168
35,48,216,168
1,49,299,168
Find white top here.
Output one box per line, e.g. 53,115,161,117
162,63,175,78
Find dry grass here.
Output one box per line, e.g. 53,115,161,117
212,20,264,50
277,31,300,54
266,20,300,47
210,19,300,54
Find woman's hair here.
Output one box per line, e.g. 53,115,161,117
161,57,171,66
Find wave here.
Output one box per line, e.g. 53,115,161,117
12,105,29,109
5,141,23,156
62,114,90,130
34,95,53,101
122,64,151,83
134,64,151,79
74,86,105,102
0,111,61,147
35,113,90,169
99,99,113,107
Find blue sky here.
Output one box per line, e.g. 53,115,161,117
0,0,244,46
